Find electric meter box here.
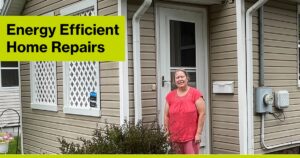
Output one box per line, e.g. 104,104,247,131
256,87,273,113
212,81,234,94
275,90,289,109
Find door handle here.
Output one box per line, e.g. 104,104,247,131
162,76,170,87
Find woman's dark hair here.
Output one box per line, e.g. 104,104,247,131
174,69,190,81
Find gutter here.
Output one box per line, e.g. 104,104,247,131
245,0,269,154
132,0,152,124
236,0,248,154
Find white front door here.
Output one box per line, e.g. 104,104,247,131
157,6,210,153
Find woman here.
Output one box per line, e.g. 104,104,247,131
164,69,206,154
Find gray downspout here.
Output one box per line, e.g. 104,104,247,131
259,7,264,87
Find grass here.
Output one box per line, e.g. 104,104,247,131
7,136,20,154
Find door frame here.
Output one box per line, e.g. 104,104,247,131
155,2,210,154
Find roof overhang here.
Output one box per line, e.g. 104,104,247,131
1,0,26,15
161,0,222,5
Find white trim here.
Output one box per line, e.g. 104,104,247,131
202,8,210,154
30,62,57,112
43,11,54,16
236,0,248,154
155,2,162,126
31,103,57,112
0,67,18,70
63,62,68,114
118,0,129,125
162,0,222,5
60,0,97,15
63,107,100,117
0,87,19,91
156,4,210,154
62,62,101,117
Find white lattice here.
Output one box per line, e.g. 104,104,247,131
62,0,100,116
67,62,99,109
74,8,95,16
32,62,57,106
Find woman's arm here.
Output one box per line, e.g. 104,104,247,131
195,97,206,143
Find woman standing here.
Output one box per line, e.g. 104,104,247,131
164,69,206,154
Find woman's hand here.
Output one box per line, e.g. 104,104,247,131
165,130,170,142
195,135,201,144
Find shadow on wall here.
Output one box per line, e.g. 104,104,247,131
269,147,299,154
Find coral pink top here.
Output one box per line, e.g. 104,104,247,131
166,87,203,142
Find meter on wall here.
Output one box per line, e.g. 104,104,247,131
89,91,97,108
256,87,273,113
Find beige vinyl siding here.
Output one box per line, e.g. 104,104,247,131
21,0,119,154
209,3,239,154
127,2,157,123
0,88,21,127
251,0,299,154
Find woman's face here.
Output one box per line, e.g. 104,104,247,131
175,71,188,88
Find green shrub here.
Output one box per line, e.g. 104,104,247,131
58,121,169,154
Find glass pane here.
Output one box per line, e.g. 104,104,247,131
1,70,19,87
170,20,196,67
1,62,18,67
170,71,196,90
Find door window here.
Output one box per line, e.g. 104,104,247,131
170,20,197,89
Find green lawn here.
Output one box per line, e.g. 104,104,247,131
7,136,20,154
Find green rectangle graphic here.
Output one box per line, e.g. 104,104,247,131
0,16,125,61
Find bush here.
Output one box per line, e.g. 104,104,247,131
58,121,169,154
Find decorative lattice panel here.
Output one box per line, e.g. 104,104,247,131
63,2,100,116
68,62,99,108
32,62,56,105
73,8,95,16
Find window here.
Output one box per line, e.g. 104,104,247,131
30,62,57,111
61,0,100,117
30,12,57,111
0,62,19,87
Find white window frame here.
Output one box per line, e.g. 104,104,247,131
63,62,100,117
30,11,58,111
0,62,19,88
61,0,100,117
60,0,97,16
298,5,300,87
30,62,57,111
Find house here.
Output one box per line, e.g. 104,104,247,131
2,0,300,154
0,61,21,133
0,0,22,133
